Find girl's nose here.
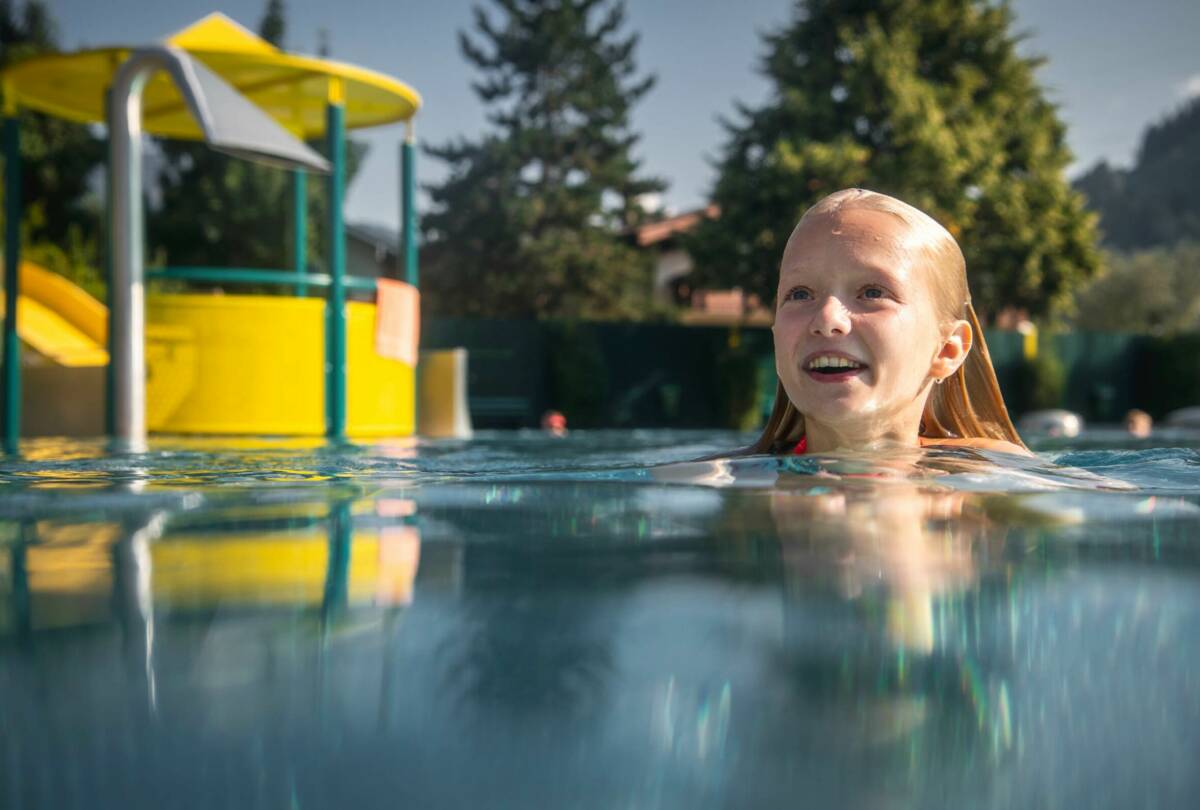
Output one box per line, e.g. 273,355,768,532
810,296,852,336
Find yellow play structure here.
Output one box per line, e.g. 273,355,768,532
1,14,425,439
1,259,415,435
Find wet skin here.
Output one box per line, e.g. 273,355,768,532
772,208,972,454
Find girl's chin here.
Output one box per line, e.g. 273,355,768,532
790,388,884,421
793,382,870,406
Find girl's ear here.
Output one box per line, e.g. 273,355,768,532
931,319,972,381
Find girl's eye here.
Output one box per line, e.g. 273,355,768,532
785,287,812,302
862,286,885,300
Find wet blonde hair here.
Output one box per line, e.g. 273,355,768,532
750,188,1025,454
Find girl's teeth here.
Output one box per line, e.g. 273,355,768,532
810,355,861,369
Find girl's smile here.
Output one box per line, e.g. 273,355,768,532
803,351,869,383
773,207,956,451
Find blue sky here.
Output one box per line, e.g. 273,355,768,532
43,0,1200,230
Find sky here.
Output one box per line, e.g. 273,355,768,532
40,0,1200,231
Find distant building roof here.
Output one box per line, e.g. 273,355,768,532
347,222,399,254
633,205,719,247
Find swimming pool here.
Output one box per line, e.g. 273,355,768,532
2,430,1199,808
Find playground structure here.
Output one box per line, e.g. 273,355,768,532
1,14,423,443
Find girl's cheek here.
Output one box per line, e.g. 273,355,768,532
773,323,803,354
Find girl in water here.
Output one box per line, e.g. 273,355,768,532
751,188,1029,456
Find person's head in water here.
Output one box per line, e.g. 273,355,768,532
753,188,1024,454
1124,409,1152,438
541,409,568,437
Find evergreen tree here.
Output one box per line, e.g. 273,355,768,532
422,0,665,320
688,0,1100,320
148,1,366,279
1074,97,1200,250
259,0,286,50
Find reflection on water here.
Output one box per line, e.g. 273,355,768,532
1,431,1199,808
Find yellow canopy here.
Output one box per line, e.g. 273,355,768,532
0,13,421,139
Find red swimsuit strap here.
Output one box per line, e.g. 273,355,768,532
792,436,807,455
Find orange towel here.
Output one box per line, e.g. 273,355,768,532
375,278,420,366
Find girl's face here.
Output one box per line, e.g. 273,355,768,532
772,207,963,442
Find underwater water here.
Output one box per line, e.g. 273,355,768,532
1,430,1199,809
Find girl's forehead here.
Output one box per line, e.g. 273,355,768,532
780,209,918,279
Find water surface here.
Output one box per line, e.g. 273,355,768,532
2,431,1199,808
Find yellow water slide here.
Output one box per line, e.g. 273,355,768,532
0,260,108,366
1,261,197,435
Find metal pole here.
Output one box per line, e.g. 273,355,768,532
108,54,164,446
325,82,347,439
401,121,418,288
293,169,307,296
2,110,21,449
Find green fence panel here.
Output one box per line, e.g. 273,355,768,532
420,319,1166,429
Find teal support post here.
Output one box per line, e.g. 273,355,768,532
3,114,22,449
10,524,32,643
293,169,307,296
103,87,115,437
401,123,418,288
321,500,352,619
325,94,347,439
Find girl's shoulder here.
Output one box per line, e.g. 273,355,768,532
919,436,1032,456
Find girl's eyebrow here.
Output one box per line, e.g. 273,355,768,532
780,261,909,288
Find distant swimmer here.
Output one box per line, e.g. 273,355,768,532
541,410,568,437
1125,409,1152,438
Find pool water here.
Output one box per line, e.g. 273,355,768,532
2,430,1199,808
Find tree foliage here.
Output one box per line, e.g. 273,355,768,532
258,0,286,50
422,0,665,320
1071,242,1200,336
1074,97,1200,250
688,0,1101,319
0,0,104,266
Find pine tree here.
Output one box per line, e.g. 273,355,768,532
422,0,665,320
259,0,286,50
688,0,1101,320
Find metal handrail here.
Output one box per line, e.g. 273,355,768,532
147,266,379,291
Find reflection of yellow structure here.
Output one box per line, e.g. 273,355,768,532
23,522,121,630
152,528,420,607
6,513,421,633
